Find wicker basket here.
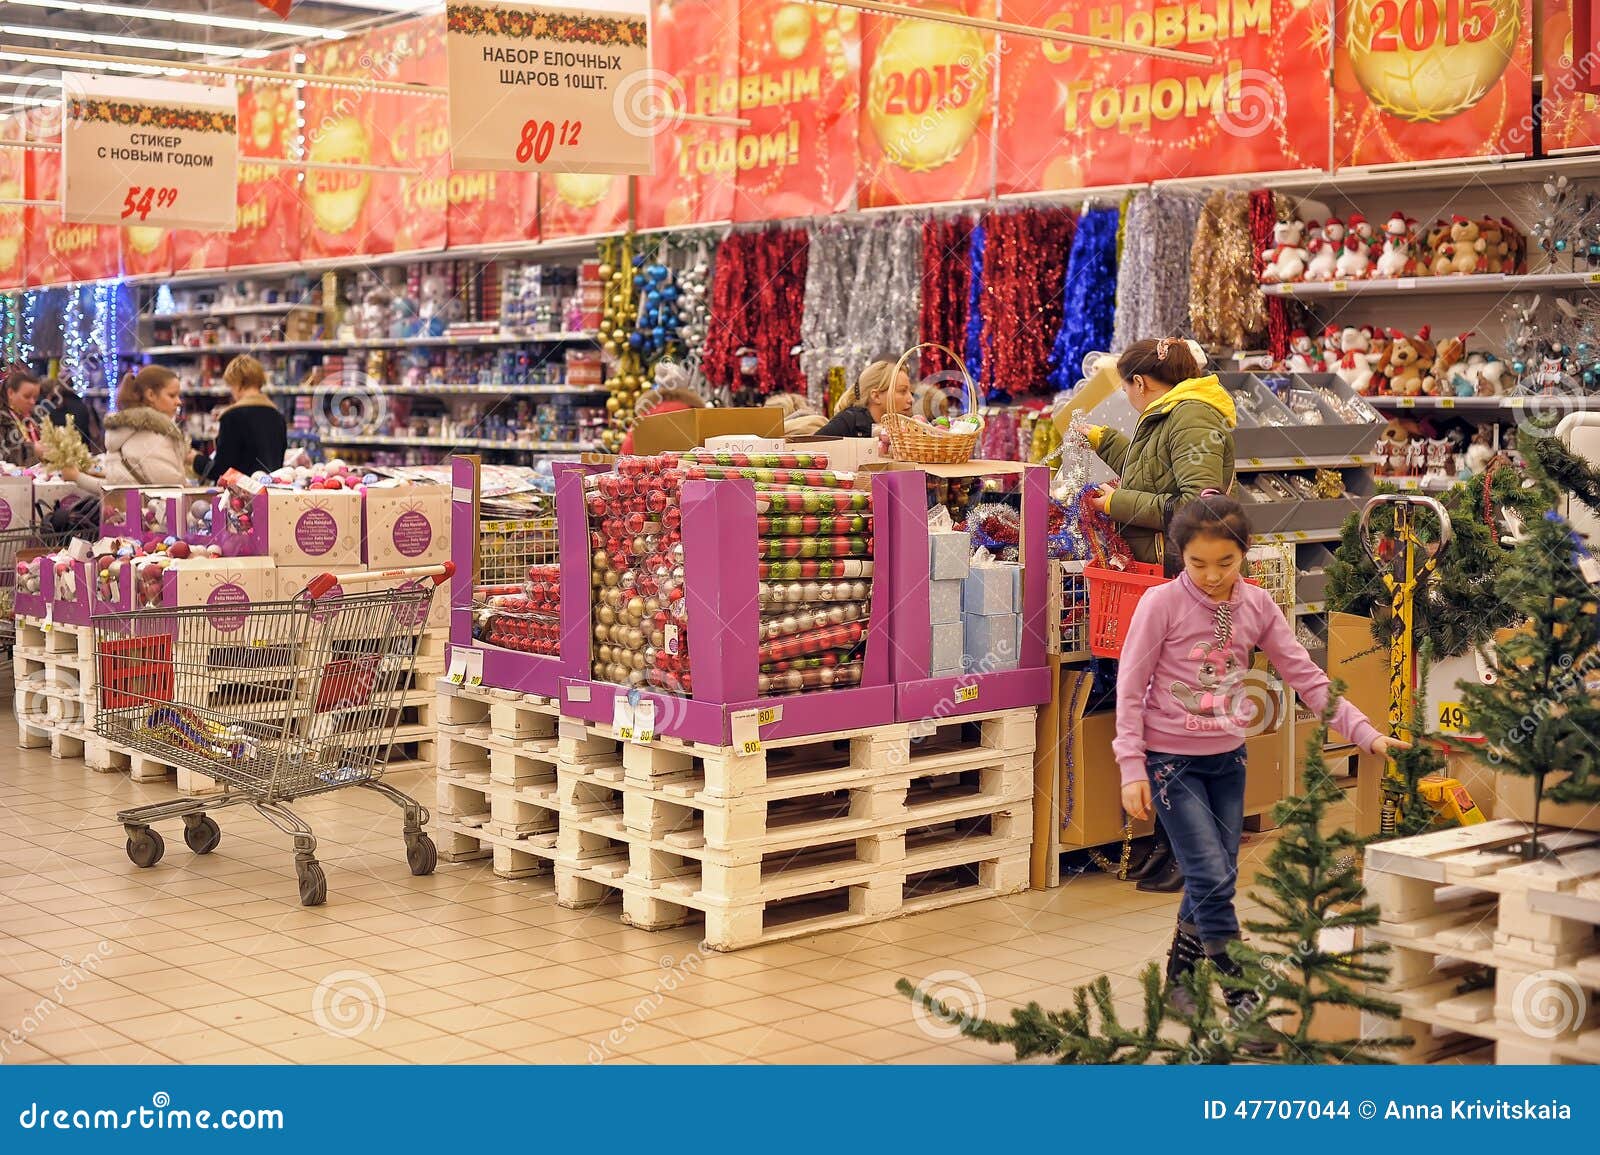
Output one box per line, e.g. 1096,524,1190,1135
882,343,982,465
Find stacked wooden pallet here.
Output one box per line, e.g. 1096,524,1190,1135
12,617,92,760
431,680,562,873
1364,819,1600,1064
548,707,1036,951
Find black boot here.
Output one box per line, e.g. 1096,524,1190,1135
1165,923,1205,1015
1136,852,1185,892
1125,838,1170,882
1208,947,1275,1055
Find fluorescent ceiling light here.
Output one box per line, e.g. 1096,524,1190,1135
302,1,439,10
0,92,56,105
4,1,347,41
0,72,55,85
0,50,180,76
0,24,272,58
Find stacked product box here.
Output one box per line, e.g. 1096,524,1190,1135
928,528,969,677
963,563,1022,674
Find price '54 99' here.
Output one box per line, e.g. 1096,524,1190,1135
122,186,178,221
516,119,582,164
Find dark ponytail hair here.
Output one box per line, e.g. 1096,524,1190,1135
1168,493,1251,554
1116,336,1201,389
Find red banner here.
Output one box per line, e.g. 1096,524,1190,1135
731,0,858,221
121,226,173,277
226,49,302,269
539,173,629,238
25,112,120,286
383,17,449,254
1541,0,1600,153
0,116,28,289
997,0,1327,193
858,0,995,209
1333,0,1533,166
637,0,739,229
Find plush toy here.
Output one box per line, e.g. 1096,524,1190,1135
1376,326,1434,396
1475,217,1510,274
1502,216,1527,274
1374,212,1417,278
1446,215,1484,275
1476,352,1510,395
1286,327,1323,372
1403,436,1428,477
1424,331,1469,395
1328,325,1378,394
1374,418,1419,476
1423,219,1451,274
1335,235,1370,279
1424,437,1454,480
1305,235,1339,281
1464,427,1495,475
1261,219,1308,283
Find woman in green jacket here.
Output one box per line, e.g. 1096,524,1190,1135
1086,336,1238,894
1087,337,1237,569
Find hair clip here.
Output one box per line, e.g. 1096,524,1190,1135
1156,337,1175,361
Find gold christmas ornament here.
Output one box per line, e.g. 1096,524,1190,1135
553,172,610,210
772,3,812,59
306,116,371,234
1346,0,1520,123
866,20,988,172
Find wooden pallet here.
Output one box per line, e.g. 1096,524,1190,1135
83,735,222,793
15,618,93,661
17,715,88,760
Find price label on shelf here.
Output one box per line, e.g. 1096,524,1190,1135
1398,278,1417,290
1247,457,1264,467
1292,456,1307,466
465,649,484,687
731,709,762,756
1330,280,1348,293
634,698,655,744
62,72,237,231
1590,272,1600,284
612,695,636,742
446,0,653,175
757,705,782,727
447,648,469,685
956,685,979,704
1397,397,1416,408
1293,531,1308,541
1437,701,1471,733
1439,398,1455,409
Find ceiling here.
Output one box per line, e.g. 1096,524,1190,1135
0,0,441,96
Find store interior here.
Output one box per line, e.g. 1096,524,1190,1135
2,0,1600,1068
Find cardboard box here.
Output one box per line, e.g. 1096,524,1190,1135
49,556,92,627
152,556,277,624
13,552,50,620
362,483,451,567
963,610,1020,673
1062,710,1155,849
784,435,886,473
704,434,786,455
215,488,360,566
963,564,1020,615
1494,762,1598,832
1327,613,1388,747
630,407,784,454
929,530,970,580
931,627,963,677
102,487,216,543
275,565,448,631
0,474,32,532
928,579,962,625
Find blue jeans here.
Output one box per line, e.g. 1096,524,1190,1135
1146,746,1247,950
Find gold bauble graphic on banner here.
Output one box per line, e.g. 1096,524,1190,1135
867,15,988,172
1346,0,1519,123
125,226,164,256
0,178,20,269
553,172,610,210
250,104,275,152
306,117,371,235
772,3,813,60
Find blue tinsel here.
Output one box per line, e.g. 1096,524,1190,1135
963,221,987,390
1047,207,1120,392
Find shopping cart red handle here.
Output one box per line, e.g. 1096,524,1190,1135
305,562,456,600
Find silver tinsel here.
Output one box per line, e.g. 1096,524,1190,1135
664,232,717,370
1112,190,1206,352
801,217,922,402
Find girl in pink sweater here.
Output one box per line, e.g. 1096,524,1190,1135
1114,494,1405,1015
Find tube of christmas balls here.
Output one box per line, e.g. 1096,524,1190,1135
757,535,872,560
758,620,864,665
757,578,872,606
759,600,867,640
680,464,853,488
756,488,872,514
758,559,874,581
758,662,863,695
756,513,872,537
677,451,830,469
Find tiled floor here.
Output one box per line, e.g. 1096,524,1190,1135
0,712,1299,1065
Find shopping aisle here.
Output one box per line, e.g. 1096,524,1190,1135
0,714,1296,1066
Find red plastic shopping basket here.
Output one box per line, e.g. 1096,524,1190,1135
1084,561,1168,659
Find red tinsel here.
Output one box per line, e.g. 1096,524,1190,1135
1249,189,1289,362
979,207,1076,400
702,227,810,395
920,216,973,378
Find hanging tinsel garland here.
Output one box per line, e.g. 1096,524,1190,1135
920,215,972,380
1248,189,1290,360
1190,190,1266,351
800,220,858,398
1048,206,1120,392
962,219,987,391
981,206,1076,403
851,217,921,375
664,231,715,372
702,226,809,397
1112,190,1205,351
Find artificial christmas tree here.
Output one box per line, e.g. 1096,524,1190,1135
899,699,1408,1064
1456,504,1600,861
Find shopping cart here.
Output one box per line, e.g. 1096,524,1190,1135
94,563,455,906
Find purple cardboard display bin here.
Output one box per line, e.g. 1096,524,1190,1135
102,487,217,544
877,465,1053,722
13,555,50,620
48,557,93,627
557,472,896,747
213,488,358,564
448,457,600,698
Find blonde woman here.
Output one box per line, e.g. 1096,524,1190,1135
198,355,287,481
816,360,913,438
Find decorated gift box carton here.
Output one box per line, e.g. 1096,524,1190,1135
275,564,448,631
100,487,216,542
362,484,451,568
214,487,361,566
0,474,33,532
13,550,53,620
127,558,278,644
49,554,94,627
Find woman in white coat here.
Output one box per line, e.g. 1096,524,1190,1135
65,366,203,489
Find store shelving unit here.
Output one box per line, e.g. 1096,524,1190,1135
142,330,597,356
1265,270,1600,297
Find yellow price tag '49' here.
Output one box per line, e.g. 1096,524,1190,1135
1437,701,1470,733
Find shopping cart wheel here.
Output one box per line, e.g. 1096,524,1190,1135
296,858,328,907
125,827,165,869
183,815,222,856
404,832,437,877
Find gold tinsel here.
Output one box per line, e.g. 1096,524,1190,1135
36,415,94,473
1188,189,1267,351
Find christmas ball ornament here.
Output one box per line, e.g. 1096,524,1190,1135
1346,0,1520,123
306,116,372,234
772,3,812,59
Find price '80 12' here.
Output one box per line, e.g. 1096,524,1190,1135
516,119,582,164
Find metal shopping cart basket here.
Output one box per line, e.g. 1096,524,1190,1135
94,563,454,906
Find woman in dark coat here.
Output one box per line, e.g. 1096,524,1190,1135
199,355,288,481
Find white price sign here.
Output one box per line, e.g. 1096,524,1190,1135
446,0,654,175
62,74,238,232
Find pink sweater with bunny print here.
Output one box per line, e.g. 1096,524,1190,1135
1113,573,1384,786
